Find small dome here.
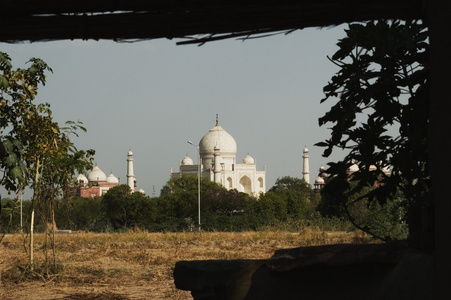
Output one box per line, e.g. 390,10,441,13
77,174,88,184
138,188,145,195
128,150,133,156
88,166,107,182
106,172,119,183
243,154,255,164
181,155,194,165
303,147,309,153
315,176,325,184
319,165,326,172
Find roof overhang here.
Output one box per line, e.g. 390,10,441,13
1,0,424,45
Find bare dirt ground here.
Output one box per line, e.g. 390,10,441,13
0,229,362,299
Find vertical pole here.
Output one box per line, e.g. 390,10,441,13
20,188,23,230
30,208,34,269
188,140,201,230
198,150,201,230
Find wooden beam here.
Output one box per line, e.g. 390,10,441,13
0,0,423,43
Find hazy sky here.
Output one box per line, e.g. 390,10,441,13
1,25,349,199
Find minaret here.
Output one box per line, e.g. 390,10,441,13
214,143,221,184
127,150,135,192
302,146,310,184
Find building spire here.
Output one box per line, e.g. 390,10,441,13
216,114,219,126
127,150,135,192
302,146,310,184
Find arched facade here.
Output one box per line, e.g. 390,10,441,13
171,119,266,197
227,177,233,189
239,176,252,195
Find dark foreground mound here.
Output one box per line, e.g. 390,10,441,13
174,242,433,300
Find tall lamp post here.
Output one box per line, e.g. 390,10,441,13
187,140,201,230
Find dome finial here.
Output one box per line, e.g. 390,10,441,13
216,114,219,126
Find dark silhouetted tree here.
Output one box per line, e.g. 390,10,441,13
316,21,430,244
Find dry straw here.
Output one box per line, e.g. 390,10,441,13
1,229,367,299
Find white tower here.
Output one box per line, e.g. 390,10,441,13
127,150,135,192
302,146,310,184
213,144,222,184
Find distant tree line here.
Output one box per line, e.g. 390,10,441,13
1,175,408,241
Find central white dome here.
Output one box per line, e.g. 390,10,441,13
199,125,237,156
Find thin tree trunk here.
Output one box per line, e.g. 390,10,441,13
52,200,56,271
30,207,34,271
30,156,41,271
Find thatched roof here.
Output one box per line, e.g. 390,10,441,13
1,0,424,45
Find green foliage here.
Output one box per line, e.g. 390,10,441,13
157,176,260,231
0,52,94,205
0,175,354,234
158,176,224,220
318,177,408,241
315,21,429,242
0,52,53,190
364,194,408,241
157,176,202,223
256,191,288,222
203,188,255,214
316,177,349,218
0,197,31,233
0,137,26,189
55,197,107,232
308,211,354,232
259,176,315,221
102,185,156,229
0,51,94,196
162,175,222,194
0,52,96,270
201,189,257,231
269,176,313,193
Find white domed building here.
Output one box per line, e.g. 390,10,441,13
313,165,328,193
77,150,143,198
171,119,266,197
78,165,120,198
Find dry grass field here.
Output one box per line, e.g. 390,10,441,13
0,229,366,299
